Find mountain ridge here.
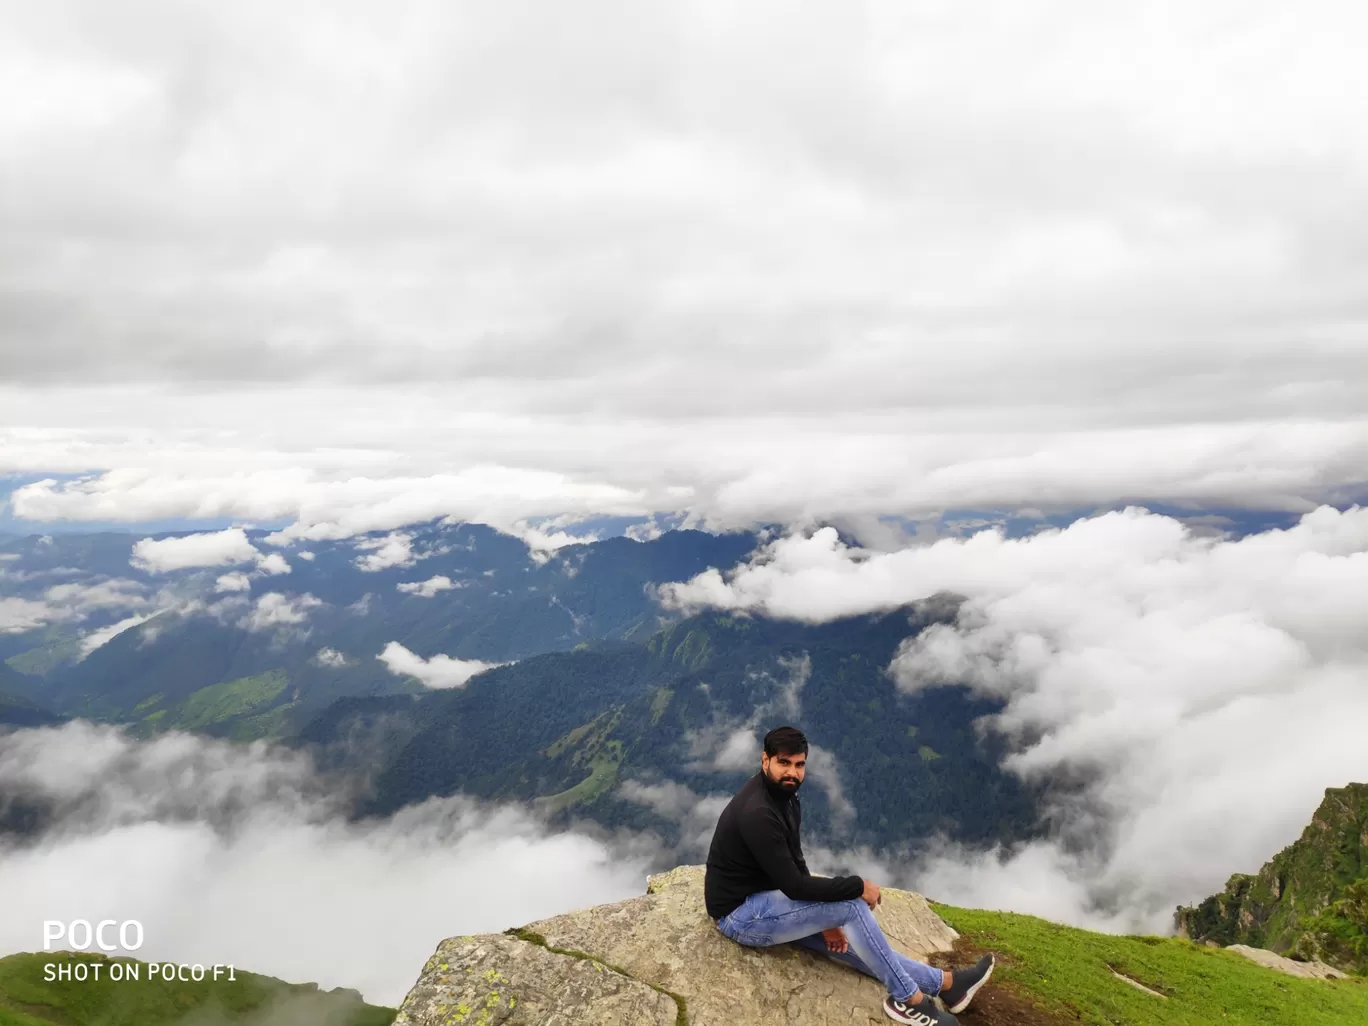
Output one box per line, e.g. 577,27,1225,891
1175,782,1368,974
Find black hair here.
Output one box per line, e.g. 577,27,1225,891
763,725,808,757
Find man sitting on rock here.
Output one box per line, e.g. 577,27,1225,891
704,725,994,1025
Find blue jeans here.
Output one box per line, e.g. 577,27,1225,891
715,890,943,1002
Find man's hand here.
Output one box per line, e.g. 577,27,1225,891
822,927,848,953
861,879,882,910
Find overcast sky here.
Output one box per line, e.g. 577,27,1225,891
2,1,1366,541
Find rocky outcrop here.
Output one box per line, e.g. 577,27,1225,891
1175,783,1368,974
393,933,678,1025
1226,945,1349,980
394,865,959,1025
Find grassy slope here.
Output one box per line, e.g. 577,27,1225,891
0,953,395,1026
171,670,289,729
123,671,296,741
933,903,1368,1026
533,708,626,814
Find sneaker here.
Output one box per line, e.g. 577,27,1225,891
883,995,958,1025
939,953,995,1013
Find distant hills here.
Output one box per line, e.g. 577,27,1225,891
1,521,1036,852
1176,783,1368,974
1,522,756,740
300,607,1039,850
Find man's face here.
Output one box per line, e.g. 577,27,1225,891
762,749,806,793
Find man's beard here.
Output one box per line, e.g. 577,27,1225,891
768,769,802,792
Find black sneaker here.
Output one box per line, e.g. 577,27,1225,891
939,953,995,1013
883,995,958,1025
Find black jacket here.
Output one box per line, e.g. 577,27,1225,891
703,771,864,920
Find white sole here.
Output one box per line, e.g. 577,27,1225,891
945,957,994,1014
882,1002,938,1025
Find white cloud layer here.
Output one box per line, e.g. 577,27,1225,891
79,613,155,656
665,506,1368,931
313,647,349,668
353,532,416,572
238,592,322,632
214,572,252,593
396,575,457,598
131,529,262,573
376,641,500,689
0,722,653,1006
0,597,55,634
0,579,150,634
618,780,731,859
1,3,1366,541
130,529,296,579
255,552,291,576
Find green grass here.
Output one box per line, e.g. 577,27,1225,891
649,687,674,725
165,671,289,730
0,952,395,1026
131,693,164,714
5,635,82,677
534,741,624,813
223,702,299,741
544,714,606,759
933,903,1368,1025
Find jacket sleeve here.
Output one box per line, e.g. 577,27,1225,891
739,806,863,903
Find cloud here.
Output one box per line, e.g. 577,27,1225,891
396,575,457,598
131,529,262,573
376,641,500,689
688,655,811,772
215,571,252,593
618,780,731,858
353,532,415,572
665,505,1368,931
511,520,601,563
79,613,155,656
43,579,149,613
0,578,149,634
238,592,322,632
676,654,854,823
710,728,760,771
313,647,349,668
3,4,1368,543
0,597,56,634
0,722,653,1006
255,552,291,575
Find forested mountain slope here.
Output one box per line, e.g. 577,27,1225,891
302,607,1039,852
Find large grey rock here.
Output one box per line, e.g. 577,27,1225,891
391,933,678,1025
1226,944,1350,980
396,864,959,1026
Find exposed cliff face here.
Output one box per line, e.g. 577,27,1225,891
1175,783,1368,973
393,865,959,1025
